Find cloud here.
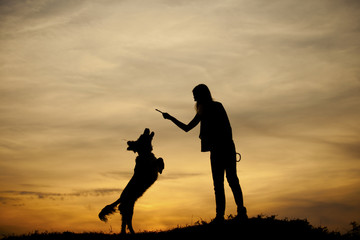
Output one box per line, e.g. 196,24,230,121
101,170,204,180
274,190,360,228
0,188,122,202
161,172,204,180
277,198,360,229
334,141,360,160
101,171,133,180
0,196,21,206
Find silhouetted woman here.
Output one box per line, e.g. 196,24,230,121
160,84,248,223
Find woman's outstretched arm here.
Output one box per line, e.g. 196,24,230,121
162,112,200,132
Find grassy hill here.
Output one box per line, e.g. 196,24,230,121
3,215,359,240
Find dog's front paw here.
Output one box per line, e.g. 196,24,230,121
157,158,164,174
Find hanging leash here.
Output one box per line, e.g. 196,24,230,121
236,152,242,162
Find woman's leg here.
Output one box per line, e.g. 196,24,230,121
226,160,245,210
210,151,226,219
225,158,248,220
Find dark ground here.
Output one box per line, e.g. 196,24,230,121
3,215,360,240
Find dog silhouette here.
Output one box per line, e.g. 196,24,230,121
99,128,164,234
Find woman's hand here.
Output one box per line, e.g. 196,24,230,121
157,110,199,132
156,109,171,120
162,112,172,120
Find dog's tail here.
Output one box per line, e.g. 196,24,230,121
98,199,120,222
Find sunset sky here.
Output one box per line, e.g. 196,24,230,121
1,0,360,236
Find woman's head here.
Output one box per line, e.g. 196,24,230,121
193,84,213,114
192,84,213,103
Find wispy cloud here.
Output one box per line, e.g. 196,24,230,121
0,188,122,202
101,170,203,180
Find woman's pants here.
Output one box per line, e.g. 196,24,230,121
210,142,245,217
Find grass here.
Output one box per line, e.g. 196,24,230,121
3,215,360,240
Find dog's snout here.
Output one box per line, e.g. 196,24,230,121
127,141,136,152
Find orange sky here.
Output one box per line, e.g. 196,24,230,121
1,0,360,236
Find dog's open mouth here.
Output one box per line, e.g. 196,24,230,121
127,141,136,152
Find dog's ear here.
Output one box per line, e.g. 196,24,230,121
150,131,154,139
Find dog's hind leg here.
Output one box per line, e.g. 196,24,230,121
120,213,127,235
119,201,135,235
127,202,135,234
